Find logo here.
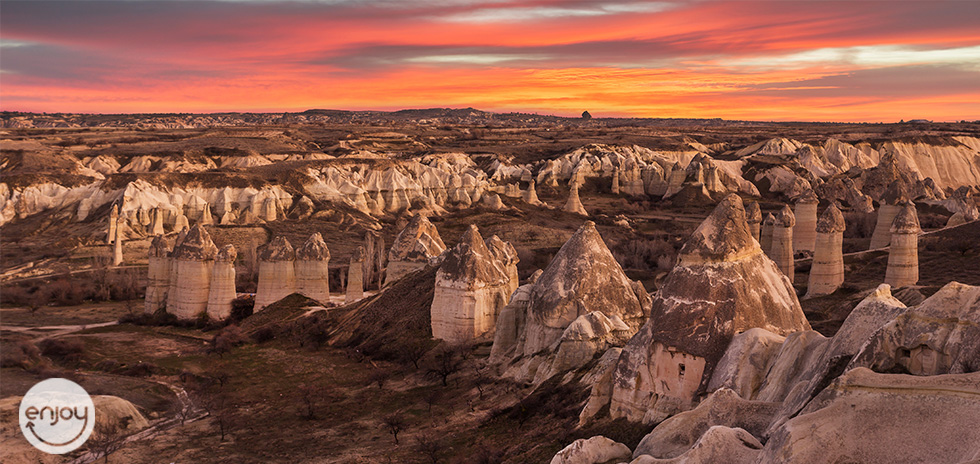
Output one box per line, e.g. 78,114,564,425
19,378,95,454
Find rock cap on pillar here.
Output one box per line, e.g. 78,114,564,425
778,205,796,228
259,236,296,261
891,201,920,234
816,203,846,233
297,232,330,261
172,225,218,260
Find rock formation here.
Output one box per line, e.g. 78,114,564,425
550,436,631,464
149,207,165,235
563,182,588,216
107,204,118,244
884,201,920,288
589,195,809,424
199,203,214,225
362,231,386,290
386,215,446,285
611,168,621,194
145,235,171,313
523,180,542,205
745,201,762,243
345,246,366,304
491,222,649,384
206,245,237,320
760,213,775,255
484,234,520,297
771,205,796,281
869,181,907,249
805,204,845,298
430,225,512,343
112,224,124,265
254,236,296,311
295,233,331,303
167,225,218,319
792,189,818,253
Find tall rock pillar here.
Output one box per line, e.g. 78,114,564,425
746,201,762,243
207,245,237,320
296,233,331,303
346,246,366,304
869,182,908,249
806,204,846,298
167,225,218,320
771,205,796,282
563,182,588,216
761,213,776,256
254,236,296,311
793,189,819,253
885,202,920,288
145,236,171,313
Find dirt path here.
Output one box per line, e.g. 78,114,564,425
0,321,119,340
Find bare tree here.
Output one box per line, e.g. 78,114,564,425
427,345,463,386
382,413,406,445
416,431,445,463
169,394,192,426
89,416,132,463
369,369,390,390
400,338,429,369
422,389,442,413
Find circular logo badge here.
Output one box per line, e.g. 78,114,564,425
19,378,95,454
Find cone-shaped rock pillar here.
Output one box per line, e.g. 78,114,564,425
296,233,331,303
386,215,446,285
431,225,512,343
345,246,366,304
485,235,520,297
207,245,237,320
254,236,296,311
870,182,908,249
199,204,214,225
611,168,621,194
746,201,762,243
145,236,171,313
771,206,796,282
806,204,846,298
167,225,218,320
885,202,920,288
599,194,809,423
793,190,819,253
563,183,588,216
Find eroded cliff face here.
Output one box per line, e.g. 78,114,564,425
386,214,446,285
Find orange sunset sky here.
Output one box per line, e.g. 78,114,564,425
1,0,979,122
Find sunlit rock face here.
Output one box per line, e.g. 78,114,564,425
254,236,296,311
563,183,588,216
589,195,808,424
295,233,330,303
869,181,908,249
792,189,818,253
145,235,172,313
167,225,218,320
430,225,513,344
850,281,980,376
345,246,366,304
884,201,920,288
770,205,795,281
207,245,237,320
520,221,647,357
385,214,446,285
806,204,846,298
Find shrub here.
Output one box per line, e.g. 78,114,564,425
1,340,41,368
230,296,254,322
211,325,247,356
38,338,85,364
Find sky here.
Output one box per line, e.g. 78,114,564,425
1,0,979,121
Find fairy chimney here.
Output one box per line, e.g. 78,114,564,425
206,245,237,320
430,225,512,343
485,235,520,297
869,181,908,249
524,180,542,206
885,202,920,288
761,213,776,255
793,189,819,253
345,246,366,304
771,205,796,282
386,215,446,285
254,236,296,311
296,233,331,303
745,201,762,243
806,204,846,298
107,204,119,244
563,183,588,216
145,236,171,313
112,224,124,266
167,225,218,320
149,208,165,235
611,168,621,195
